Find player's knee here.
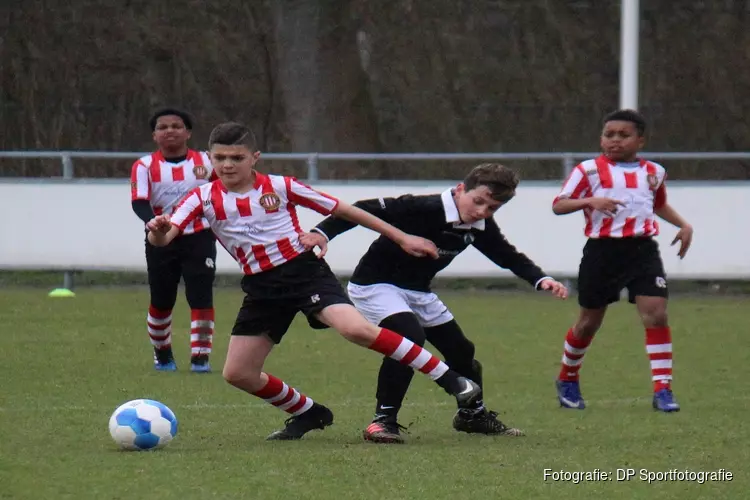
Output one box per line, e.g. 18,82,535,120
222,365,263,391
640,306,668,327
379,312,426,345
574,314,603,337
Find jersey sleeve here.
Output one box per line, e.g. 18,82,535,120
284,177,339,215
201,152,219,181
130,159,150,201
472,218,550,288
312,196,411,241
170,188,204,232
553,164,591,205
654,173,667,209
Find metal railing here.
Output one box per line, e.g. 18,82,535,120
2,150,750,181
2,149,749,292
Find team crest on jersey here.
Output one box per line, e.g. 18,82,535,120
259,192,281,211
647,174,659,189
193,165,208,179
463,232,475,245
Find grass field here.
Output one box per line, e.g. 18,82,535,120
1,288,747,499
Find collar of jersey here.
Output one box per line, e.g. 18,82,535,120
599,155,648,169
216,171,268,194
441,189,485,230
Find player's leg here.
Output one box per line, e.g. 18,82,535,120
424,318,524,436
556,239,621,408
224,292,333,440
314,303,480,406
628,239,678,412
145,238,181,371
347,283,423,444
299,260,480,406
180,231,217,373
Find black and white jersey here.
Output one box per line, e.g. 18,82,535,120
312,189,551,292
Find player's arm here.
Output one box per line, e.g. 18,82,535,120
311,196,404,242
285,177,437,259
329,201,437,258
653,180,693,259
473,218,567,297
130,160,155,223
552,164,624,216
148,188,204,247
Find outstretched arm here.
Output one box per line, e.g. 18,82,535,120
312,197,395,242
655,203,693,259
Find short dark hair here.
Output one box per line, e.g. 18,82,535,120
463,163,519,202
603,109,646,136
149,108,193,131
208,122,259,151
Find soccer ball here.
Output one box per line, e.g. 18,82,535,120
108,399,178,451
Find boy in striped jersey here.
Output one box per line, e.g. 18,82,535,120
146,122,482,440
552,109,694,412
131,108,218,373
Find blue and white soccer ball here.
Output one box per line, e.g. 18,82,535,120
108,399,178,451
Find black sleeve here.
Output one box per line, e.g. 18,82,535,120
312,196,412,241
132,199,156,224
471,217,550,289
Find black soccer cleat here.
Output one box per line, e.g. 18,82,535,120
452,408,525,436
266,403,334,441
363,419,407,444
454,377,482,408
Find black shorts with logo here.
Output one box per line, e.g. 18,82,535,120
577,237,668,309
145,230,217,308
231,251,353,344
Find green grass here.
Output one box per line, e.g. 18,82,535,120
1,288,747,499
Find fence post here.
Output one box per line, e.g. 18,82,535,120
306,153,319,182
561,153,574,179
60,152,75,295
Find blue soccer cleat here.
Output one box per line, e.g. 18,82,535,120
556,380,586,409
190,362,211,373
154,360,177,372
652,388,680,412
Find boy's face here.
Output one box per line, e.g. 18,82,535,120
209,144,260,187
600,120,644,162
454,184,506,224
152,115,191,151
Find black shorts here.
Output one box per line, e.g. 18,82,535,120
577,237,668,309
145,230,217,283
231,252,353,344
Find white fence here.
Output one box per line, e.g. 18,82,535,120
0,181,747,282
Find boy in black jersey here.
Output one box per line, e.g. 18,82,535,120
303,163,568,443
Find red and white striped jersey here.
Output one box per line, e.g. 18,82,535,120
171,172,339,274
553,155,667,238
131,149,216,235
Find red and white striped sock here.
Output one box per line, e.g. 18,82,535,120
558,328,593,382
190,308,214,358
252,374,314,416
369,328,449,381
148,305,173,352
646,326,673,392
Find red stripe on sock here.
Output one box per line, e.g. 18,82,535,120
369,328,403,356
286,395,308,414
646,326,671,345
148,305,172,319
419,356,441,375
400,344,423,365
253,374,284,399
191,308,215,321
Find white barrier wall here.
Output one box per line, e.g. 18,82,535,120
0,181,746,279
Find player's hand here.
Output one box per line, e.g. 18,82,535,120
146,215,172,234
299,231,328,259
587,197,626,217
400,235,439,259
539,278,568,299
671,224,693,259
